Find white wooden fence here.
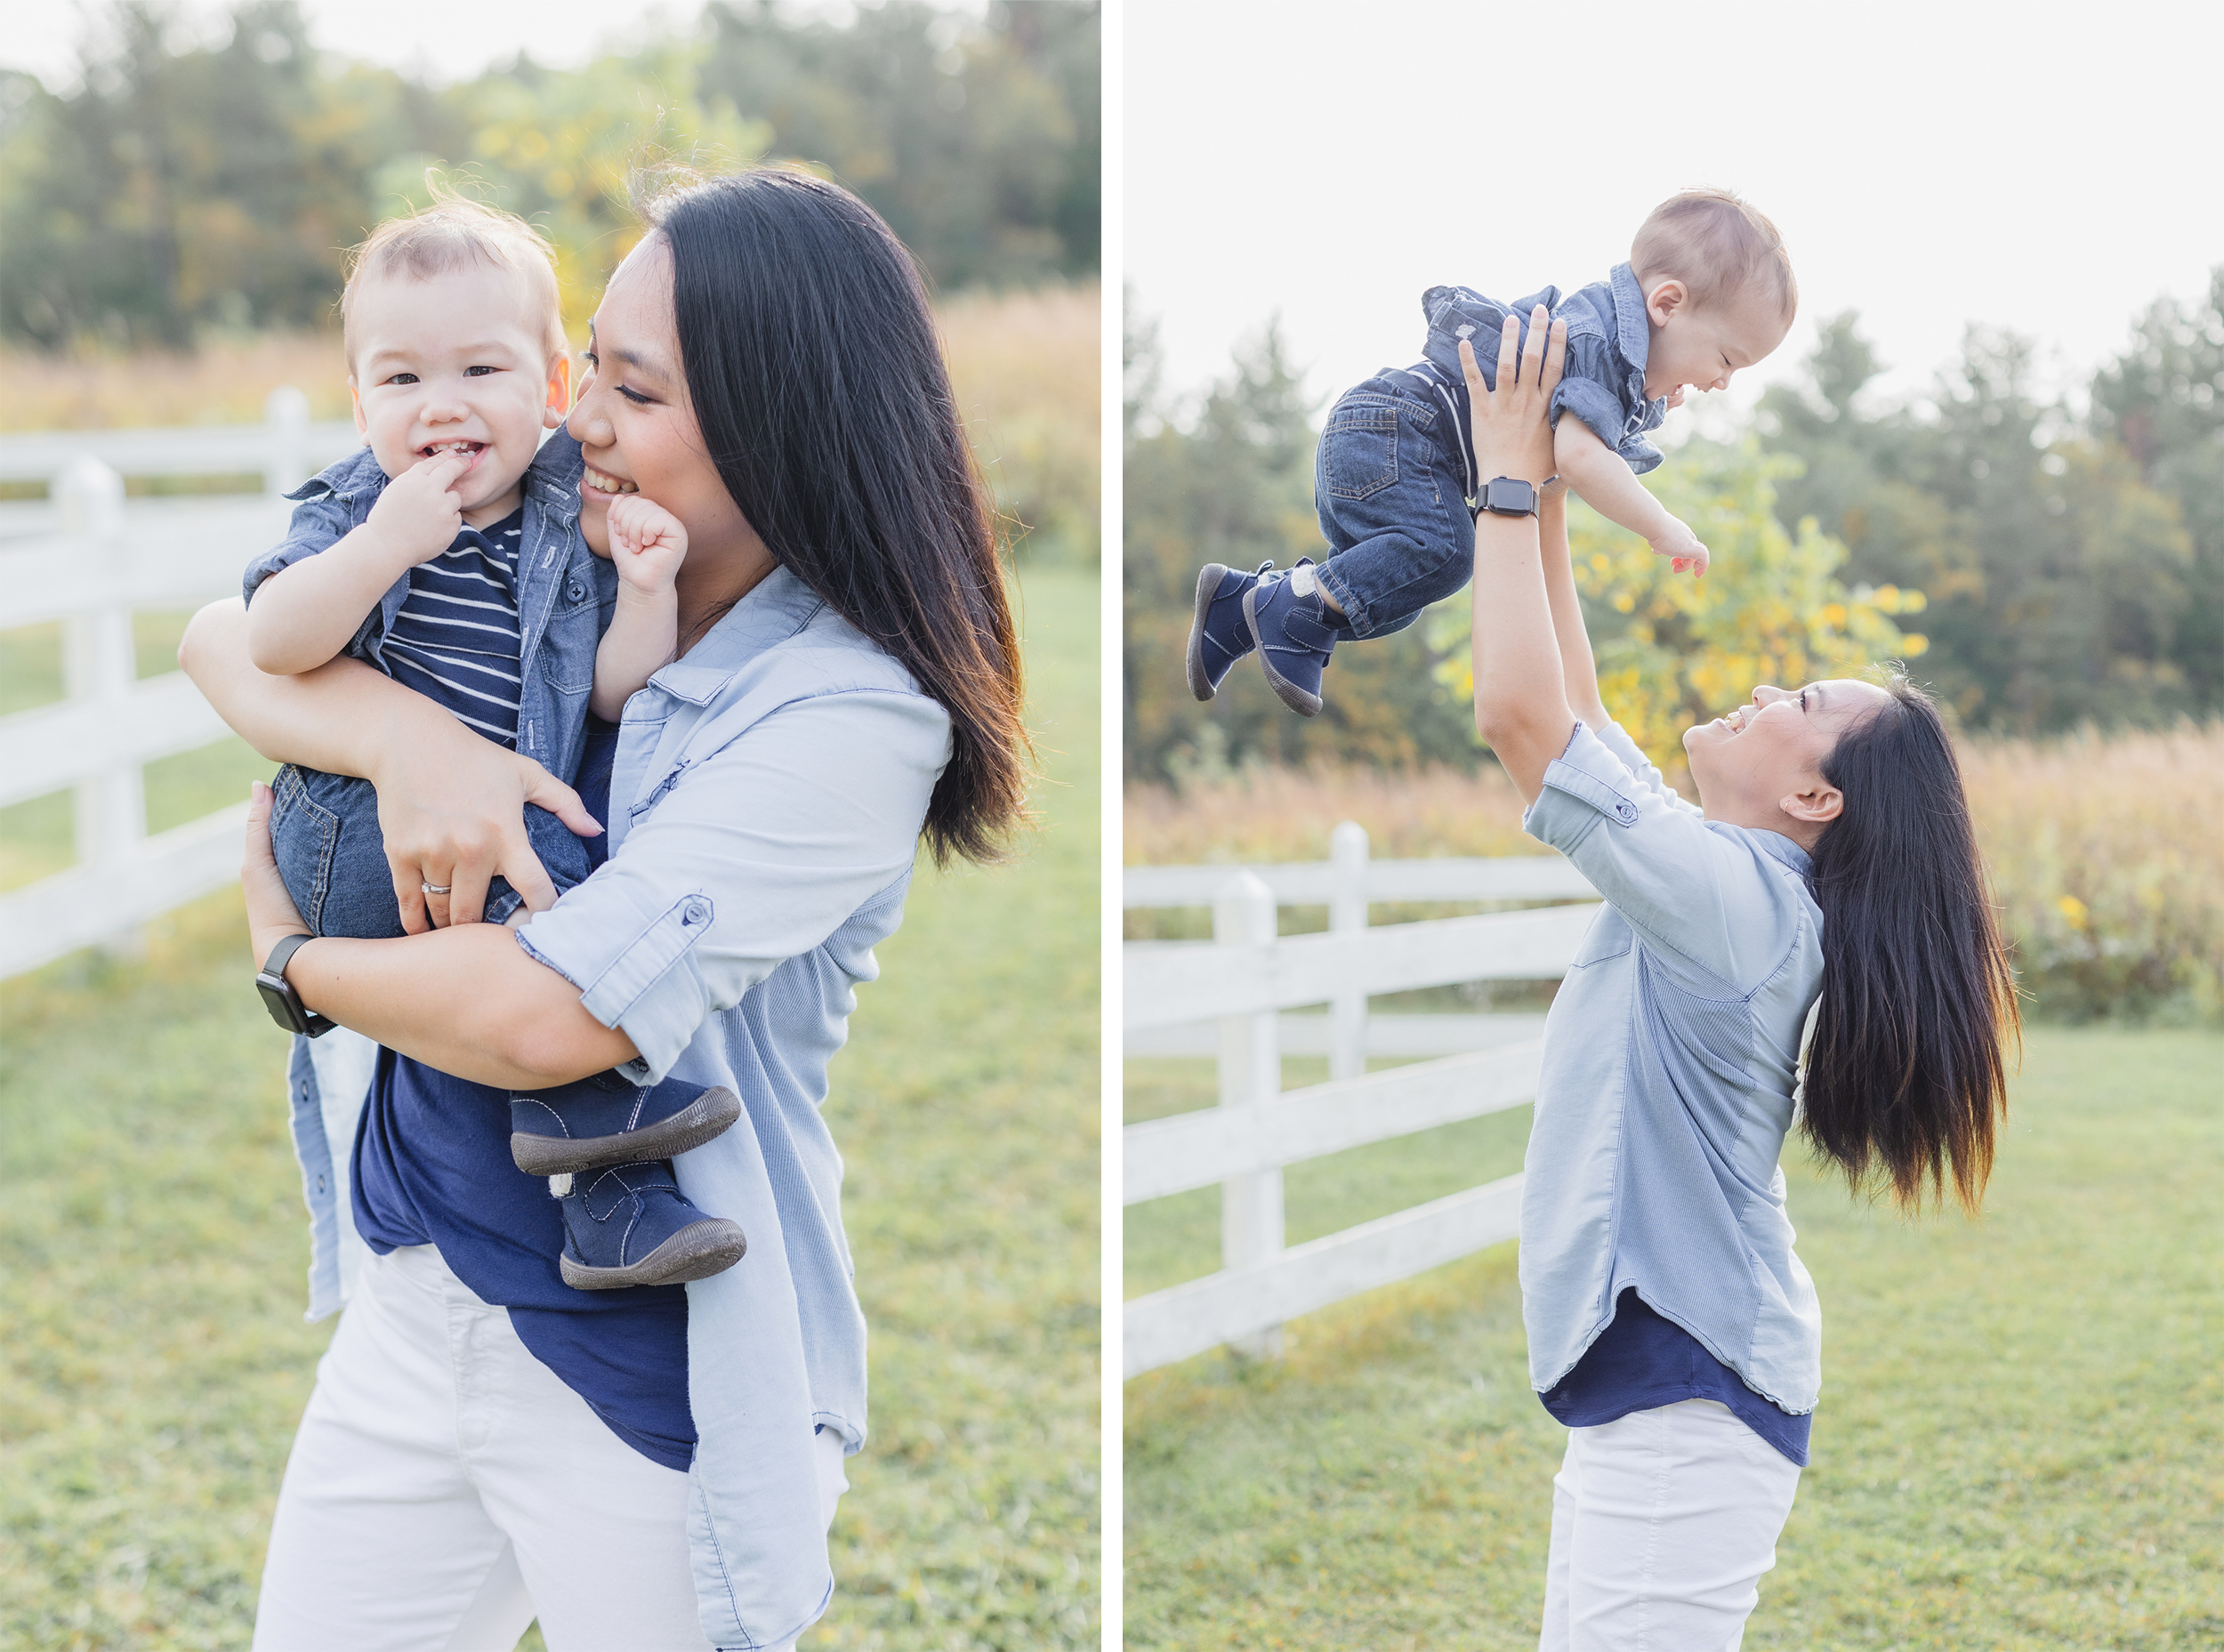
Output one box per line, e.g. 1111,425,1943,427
1122,825,1600,1377
0,394,361,979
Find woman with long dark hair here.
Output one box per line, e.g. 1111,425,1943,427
179,168,1027,1651
1458,309,2015,1648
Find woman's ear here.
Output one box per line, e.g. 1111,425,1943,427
1646,278,1688,328
1780,777,1844,831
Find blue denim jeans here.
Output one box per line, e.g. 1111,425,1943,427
270,762,594,938
1310,377,1475,639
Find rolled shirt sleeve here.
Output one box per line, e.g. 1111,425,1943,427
1523,721,1789,988
1547,334,1632,455
515,687,953,1084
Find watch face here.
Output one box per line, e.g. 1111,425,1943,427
256,973,306,1035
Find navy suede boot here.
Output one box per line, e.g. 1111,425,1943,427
1242,559,1342,716
552,1160,747,1290
1185,560,1275,701
510,1072,743,1177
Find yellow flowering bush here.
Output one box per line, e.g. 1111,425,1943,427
1428,440,1925,770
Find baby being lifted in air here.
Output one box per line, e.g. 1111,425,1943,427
1187,187,1796,716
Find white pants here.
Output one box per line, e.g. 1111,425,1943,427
1539,1398,1801,1652
254,1244,848,1652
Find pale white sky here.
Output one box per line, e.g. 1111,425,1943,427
1126,0,2224,426
4,0,983,92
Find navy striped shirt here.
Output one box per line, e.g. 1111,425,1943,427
381,509,526,745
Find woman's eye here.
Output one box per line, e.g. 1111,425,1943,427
1799,689,1809,712
616,384,652,406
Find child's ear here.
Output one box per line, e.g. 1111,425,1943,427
1646,278,1688,328
348,378,367,438
544,351,574,429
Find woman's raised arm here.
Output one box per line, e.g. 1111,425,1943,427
179,597,600,928
1464,308,1578,802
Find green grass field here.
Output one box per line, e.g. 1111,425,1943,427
0,568,1098,1650
1124,1028,2224,1650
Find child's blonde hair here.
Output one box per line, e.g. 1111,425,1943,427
341,195,566,371
1631,188,1796,322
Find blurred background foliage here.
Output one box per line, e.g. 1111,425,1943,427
0,0,1099,346
1125,289,2224,784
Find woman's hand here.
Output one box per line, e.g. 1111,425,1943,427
367,713,603,932
1461,303,1566,491
244,781,312,969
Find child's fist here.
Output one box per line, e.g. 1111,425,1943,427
1650,520,1710,577
606,494,689,594
365,450,469,561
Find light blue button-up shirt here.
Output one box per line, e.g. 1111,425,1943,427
1519,720,1825,1416
283,563,953,1651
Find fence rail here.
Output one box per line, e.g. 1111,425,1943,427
0,404,329,979
1123,826,1598,1377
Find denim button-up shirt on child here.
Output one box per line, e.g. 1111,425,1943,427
244,435,616,792
1405,262,1668,500
1519,720,1825,1416
281,559,954,1651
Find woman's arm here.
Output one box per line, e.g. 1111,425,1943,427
242,781,635,1086
181,597,600,928
1465,309,1577,803
1535,479,1611,731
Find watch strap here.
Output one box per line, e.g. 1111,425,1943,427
259,931,336,1037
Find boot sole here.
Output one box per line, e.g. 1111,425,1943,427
512,1086,744,1177
561,1217,748,1290
1241,584,1325,716
1185,564,1249,701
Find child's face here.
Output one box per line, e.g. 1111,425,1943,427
348,263,570,525
1640,280,1789,405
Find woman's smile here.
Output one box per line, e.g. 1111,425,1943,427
580,462,639,496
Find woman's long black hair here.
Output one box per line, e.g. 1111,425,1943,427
1801,673,2019,1212
645,165,1028,865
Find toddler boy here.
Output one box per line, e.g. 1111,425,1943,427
243,198,745,1291
1188,188,1796,715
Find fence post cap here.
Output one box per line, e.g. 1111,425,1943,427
54,454,125,541
265,385,311,425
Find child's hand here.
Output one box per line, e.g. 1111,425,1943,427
606,495,689,595
1662,385,1688,411
364,450,469,563
1650,518,1710,576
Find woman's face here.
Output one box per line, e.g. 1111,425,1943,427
568,235,756,570
1683,679,1893,843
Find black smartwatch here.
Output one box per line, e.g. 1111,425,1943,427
1476,476,1541,519
256,932,337,1037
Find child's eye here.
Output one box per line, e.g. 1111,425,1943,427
388,372,418,385
465,365,497,377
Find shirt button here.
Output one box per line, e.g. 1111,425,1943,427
683,899,712,925
1616,802,1637,821
567,577,586,601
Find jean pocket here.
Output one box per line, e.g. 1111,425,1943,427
1322,403,1399,501
269,764,341,937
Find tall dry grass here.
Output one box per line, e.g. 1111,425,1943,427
0,284,1100,563
1126,725,2224,1023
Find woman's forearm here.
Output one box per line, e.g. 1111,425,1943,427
180,597,456,778
1471,508,1575,799
286,925,638,1088
1537,495,1610,728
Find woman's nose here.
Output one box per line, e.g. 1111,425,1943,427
1753,685,1789,706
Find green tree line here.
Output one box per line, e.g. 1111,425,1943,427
1125,288,2224,784
0,0,1098,349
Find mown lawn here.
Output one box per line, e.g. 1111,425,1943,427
0,567,1098,1650
1124,1027,2224,1650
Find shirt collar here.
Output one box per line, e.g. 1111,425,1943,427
1746,828,1812,877
1608,262,1652,374
647,565,828,705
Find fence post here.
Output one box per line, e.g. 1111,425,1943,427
1215,869,1283,1358
265,385,311,497
56,455,146,958
1329,820,1370,1081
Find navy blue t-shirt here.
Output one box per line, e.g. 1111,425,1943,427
1541,1288,1810,1467
351,714,697,1471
